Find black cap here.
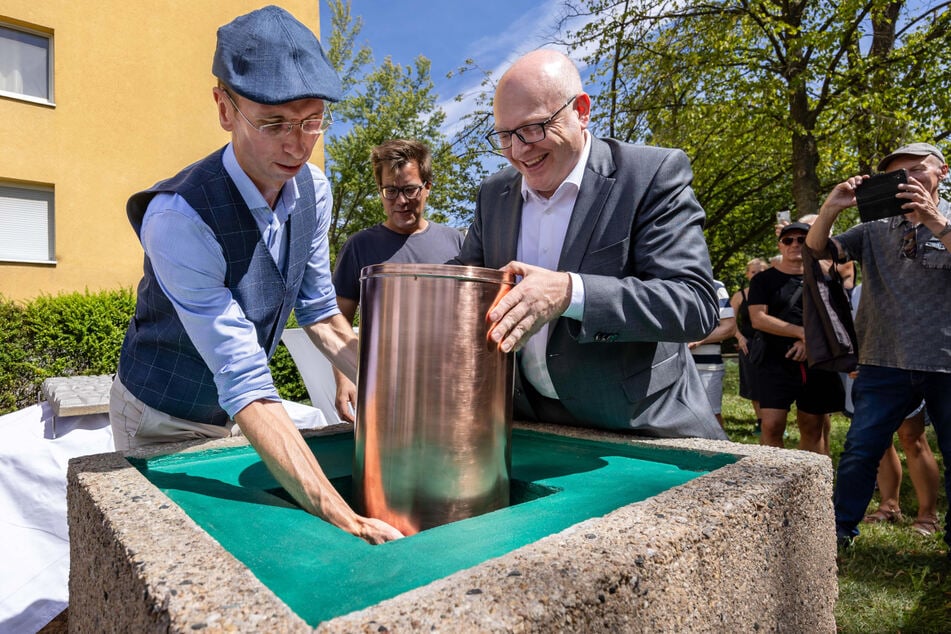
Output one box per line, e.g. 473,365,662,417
779,221,810,238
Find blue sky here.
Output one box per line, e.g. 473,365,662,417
318,1,591,133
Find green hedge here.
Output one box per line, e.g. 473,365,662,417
0,289,307,416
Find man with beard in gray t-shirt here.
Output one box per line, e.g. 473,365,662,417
331,139,463,420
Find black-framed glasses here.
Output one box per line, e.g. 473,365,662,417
225,91,332,138
485,95,578,150
780,235,806,246
899,225,918,259
381,184,426,200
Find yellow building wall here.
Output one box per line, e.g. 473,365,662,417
0,1,325,302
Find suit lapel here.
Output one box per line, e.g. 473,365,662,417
558,137,616,272
493,177,523,267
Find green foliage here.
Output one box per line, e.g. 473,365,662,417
0,289,307,415
321,0,487,265
270,341,309,403
23,289,136,377
0,289,135,414
270,313,309,403
559,0,951,282
0,296,28,414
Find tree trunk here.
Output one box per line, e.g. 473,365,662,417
783,0,820,215
791,130,821,216
856,1,903,172
789,75,820,216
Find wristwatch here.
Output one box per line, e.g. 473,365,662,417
937,221,951,239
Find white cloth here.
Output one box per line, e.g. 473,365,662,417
0,399,326,633
0,404,113,634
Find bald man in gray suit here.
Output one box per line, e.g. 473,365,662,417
455,50,725,440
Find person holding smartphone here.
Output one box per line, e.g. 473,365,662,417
805,142,951,554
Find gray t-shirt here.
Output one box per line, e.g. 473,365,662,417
332,222,464,300
833,200,951,373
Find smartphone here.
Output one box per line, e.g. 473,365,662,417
855,169,908,223
776,210,791,224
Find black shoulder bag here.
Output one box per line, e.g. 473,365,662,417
802,248,859,373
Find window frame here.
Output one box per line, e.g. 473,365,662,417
0,182,56,264
0,21,54,106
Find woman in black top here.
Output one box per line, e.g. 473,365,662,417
730,258,768,432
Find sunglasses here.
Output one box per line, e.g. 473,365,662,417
780,235,806,246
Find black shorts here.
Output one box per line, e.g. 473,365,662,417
758,359,844,413
737,350,760,401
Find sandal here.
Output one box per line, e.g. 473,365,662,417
912,517,940,536
863,507,902,524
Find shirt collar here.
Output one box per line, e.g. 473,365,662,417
520,130,591,203
222,143,296,223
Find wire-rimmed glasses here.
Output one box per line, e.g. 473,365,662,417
225,91,332,138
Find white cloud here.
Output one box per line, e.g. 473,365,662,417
436,0,600,136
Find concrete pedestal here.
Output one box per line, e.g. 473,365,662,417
67,422,836,633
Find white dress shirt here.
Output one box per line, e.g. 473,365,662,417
516,132,590,398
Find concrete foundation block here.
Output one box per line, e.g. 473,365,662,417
67,422,836,633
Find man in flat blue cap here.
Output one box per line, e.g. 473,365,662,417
112,6,402,543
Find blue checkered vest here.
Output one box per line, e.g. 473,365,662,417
118,148,316,425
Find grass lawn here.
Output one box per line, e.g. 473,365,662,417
720,358,951,633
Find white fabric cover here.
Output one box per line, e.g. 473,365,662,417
0,398,326,633
281,328,348,425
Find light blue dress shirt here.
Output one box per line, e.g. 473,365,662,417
139,144,340,417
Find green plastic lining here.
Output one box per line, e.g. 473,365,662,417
131,428,738,625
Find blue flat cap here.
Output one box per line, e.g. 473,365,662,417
212,5,342,105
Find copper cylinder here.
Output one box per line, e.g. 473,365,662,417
353,263,515,536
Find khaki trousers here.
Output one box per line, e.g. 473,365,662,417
109,376,236,450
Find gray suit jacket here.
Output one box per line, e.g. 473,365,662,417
456,137,725,439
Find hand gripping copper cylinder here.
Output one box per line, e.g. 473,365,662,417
353,263,515,536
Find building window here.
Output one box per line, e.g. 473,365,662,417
0,23,52,103
0,183,55,263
